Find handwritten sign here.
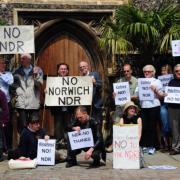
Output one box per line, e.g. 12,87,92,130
68,128,94,150
113,82,130,105
138,78,154,101
45,76,93,106
37,139,56,166
164,86,180,104
172,40,180,57
158,74,173,91
113,125,140,169
0,26,34,54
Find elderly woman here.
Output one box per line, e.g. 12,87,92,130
136,65,164,155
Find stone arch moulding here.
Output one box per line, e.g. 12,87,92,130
35,18,104,73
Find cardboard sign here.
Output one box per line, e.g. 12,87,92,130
113,82,130,105
113,125,140,169
45,76,93,106
0,26,34,54
172,40,180,57
68,128,94,150
37,139,56,166
138,78,154,101
164,86,180,104
158,74,173,90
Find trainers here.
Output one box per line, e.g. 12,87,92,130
142,147,148,153
148,148,156,155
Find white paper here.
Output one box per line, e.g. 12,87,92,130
45,76,93,106
138,78,154,101
164,86,180,104
113,82,130,105
113,125,140,169
158,74,173,91
68,128,94,150
37,139,56,166
172,40,180,57
0,25,34,54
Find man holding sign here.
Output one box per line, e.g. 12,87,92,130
167,64,180,155
66,106,105,168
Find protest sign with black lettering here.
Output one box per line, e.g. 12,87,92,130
172,40,180,57
138,78,154,101
0,26,34,54
45,76,93,106
113,125,140,169
113,82,130,105
164,86,180,104
68,128,94,150
37,139,56,166
158,74,173,91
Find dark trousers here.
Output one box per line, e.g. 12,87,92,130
140,106,160,148
67,147,101,164
16,109,39,134
168,107,180,152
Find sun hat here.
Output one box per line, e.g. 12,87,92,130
123,101,138,113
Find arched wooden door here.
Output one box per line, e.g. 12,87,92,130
35,19,104,135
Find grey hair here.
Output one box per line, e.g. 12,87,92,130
143,64,156,76
174,64,180,72
20,53,32,60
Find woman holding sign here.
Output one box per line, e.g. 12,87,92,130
136,65,165,155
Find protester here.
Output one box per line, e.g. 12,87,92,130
12,53,43,133
0,56,14,150
8,112,65,162
136,65,164,155
66,106,106,168
159,64,172,152
119,101,142,140
51,63,73,148
79,61,103,124
168,64,180,155
0,90,9,162
113,63,138,123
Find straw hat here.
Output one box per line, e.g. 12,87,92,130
123,101,138,113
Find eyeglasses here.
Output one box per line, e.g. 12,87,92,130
144,71,153,73
123,70,130,73
175,70,180,73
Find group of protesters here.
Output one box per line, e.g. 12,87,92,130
0,52,180,168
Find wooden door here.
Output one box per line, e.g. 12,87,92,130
37,34,91,135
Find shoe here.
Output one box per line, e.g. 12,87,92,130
142,147,148,153
65,161,77,168
169,150,180,155
105,144,113,153
89,161,100,168
148,148,156,155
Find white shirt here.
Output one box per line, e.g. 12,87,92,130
0,71,14,102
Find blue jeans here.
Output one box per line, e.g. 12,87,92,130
160,103,170,137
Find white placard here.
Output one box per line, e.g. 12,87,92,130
164,86,180,104
113,82,130,105
68,128,94,150
172,40,180,57
138,78,154,101
0,25,34,54
37,139,56,166
113,125,140,169
158,74,173,90
45,76,93,106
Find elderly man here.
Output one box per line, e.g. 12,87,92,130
12,53,43,133
0,56,14,150
79,61,103,124
113,64,138,123
66,106,106,168
168,64,180,155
